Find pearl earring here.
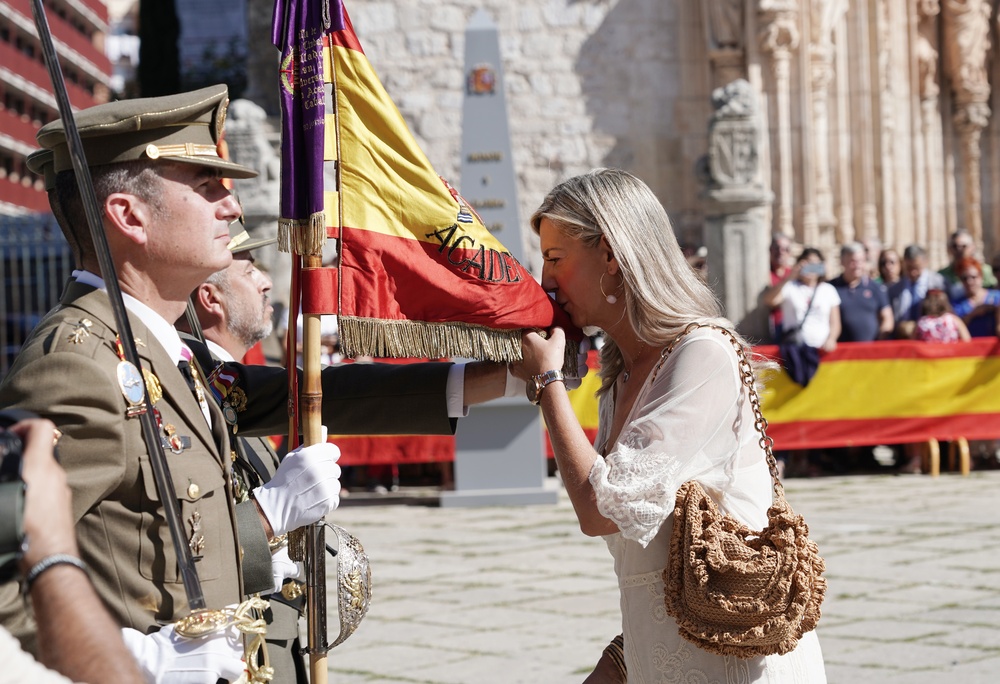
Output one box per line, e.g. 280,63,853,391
600,273,618,304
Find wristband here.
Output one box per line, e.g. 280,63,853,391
23,553,89,594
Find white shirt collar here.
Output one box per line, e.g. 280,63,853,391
73,269,186,364
206,339,236,362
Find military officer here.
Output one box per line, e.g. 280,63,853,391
0,85,508,680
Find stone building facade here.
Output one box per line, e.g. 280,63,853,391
330,0,1000,279
235,0,1000,327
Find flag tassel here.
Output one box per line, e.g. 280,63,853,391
278,212,327,256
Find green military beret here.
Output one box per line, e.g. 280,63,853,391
28,84,256,180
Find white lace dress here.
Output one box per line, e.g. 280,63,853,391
590,328,826,683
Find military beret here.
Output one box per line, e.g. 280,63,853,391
27,84,256,180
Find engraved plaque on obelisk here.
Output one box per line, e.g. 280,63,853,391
459,10,523,265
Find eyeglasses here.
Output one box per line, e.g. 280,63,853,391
951,242,973,250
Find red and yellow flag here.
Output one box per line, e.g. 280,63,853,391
282,4,576,361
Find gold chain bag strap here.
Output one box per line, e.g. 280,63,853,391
659,323,827,658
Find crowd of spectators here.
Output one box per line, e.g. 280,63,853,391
759,230,1000,475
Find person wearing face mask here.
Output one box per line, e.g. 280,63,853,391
762,247,841,353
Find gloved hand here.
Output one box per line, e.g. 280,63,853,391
270,545,303,594
253,441,341,537
121,622,245,684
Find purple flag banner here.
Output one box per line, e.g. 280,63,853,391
272,0,344,256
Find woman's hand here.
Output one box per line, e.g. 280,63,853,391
511,327,567,380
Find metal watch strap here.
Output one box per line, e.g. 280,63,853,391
529,369,565,404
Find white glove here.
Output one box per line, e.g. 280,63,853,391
253,441,341,537
271,545,303,594
121,622,245,684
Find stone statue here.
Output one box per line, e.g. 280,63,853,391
941,0,991,105
704,0,745,50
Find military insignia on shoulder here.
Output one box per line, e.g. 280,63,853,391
68,319,93,344
117,361,147,416
143,369,163,405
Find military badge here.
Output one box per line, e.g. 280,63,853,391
161,423,190,454
188,510,205,559
68,318,92,344
215,98,228,144
117,361,147,416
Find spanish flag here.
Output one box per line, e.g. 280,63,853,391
757,339,1000,449
274,1,576,362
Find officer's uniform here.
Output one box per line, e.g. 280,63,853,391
0,86,458,656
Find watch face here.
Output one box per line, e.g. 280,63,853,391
525,377,540,404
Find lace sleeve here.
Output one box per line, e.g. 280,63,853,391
590,329,758,546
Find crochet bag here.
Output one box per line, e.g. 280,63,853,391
660,324,827,658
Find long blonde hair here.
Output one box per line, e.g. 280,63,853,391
531,168,742,395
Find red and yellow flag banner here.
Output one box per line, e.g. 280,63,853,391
755,339,1000,449
548,341,1000,455
289,6,576,362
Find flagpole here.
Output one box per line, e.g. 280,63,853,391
300,254,329,683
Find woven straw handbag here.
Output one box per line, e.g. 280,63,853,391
659,324,827,659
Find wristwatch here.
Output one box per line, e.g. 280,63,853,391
526,369,565,405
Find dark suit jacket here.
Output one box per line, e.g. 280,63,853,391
0,280,456,651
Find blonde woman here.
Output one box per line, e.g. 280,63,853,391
512,169,826,683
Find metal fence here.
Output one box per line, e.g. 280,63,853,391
1,214,73,379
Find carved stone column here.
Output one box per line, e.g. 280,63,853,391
833,16,855,246
808,1,848,244
917,0,945,257
757,1,800,239
942,0,992,247
699,79,774,342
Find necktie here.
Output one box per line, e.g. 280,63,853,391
178,345,212,426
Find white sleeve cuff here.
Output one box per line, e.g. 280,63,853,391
446,363,469,417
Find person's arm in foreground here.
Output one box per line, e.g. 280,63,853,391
14,419,143,684
513,328,618,536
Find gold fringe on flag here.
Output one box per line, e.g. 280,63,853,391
338,316,580,372
277,212,327,256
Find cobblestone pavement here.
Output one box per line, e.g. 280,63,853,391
319,471,1000,683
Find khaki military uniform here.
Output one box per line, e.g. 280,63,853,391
0,281,457,652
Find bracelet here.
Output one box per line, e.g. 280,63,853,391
23,554,89,594
603,634,626,678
